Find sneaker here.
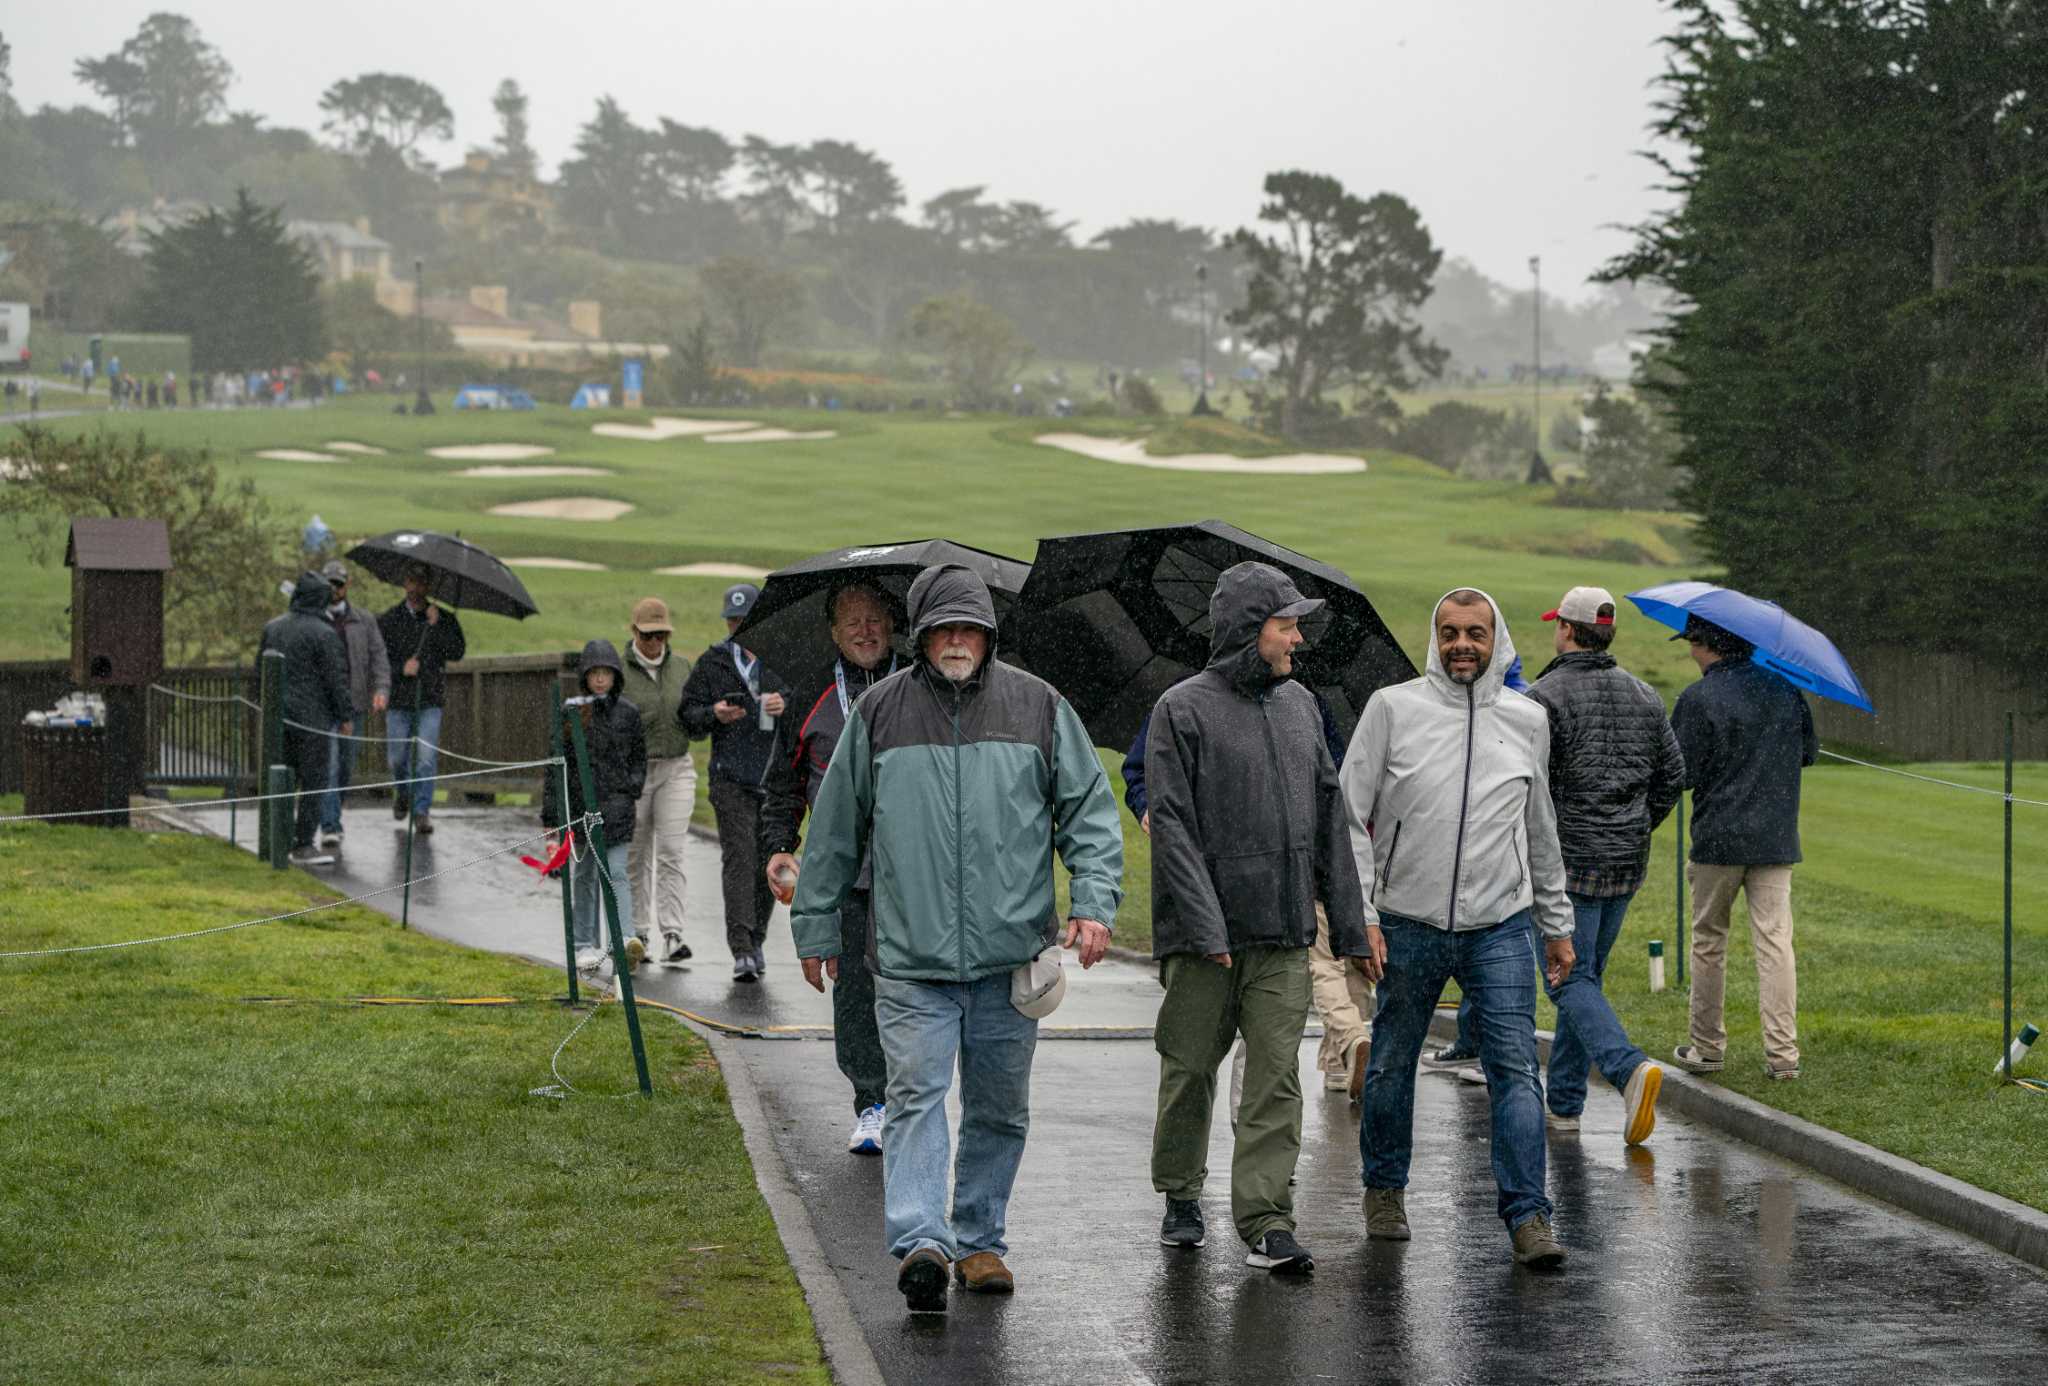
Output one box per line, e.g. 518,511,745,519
1159,1197,1206,1248
897,1246,949,1314
663,931,691,962
623,935,646,967
733,953,759,984
1423,1044,1480,1072
1363,1188,1411,1240
848,1103,884,1155
319,827,343,849
953,1250,1014,1294
1323,1066,1350,1092
1348,1037,1371,1103
1245,1228,1314,1275
574,947,605,972
1546,1110,1582,1133
1458,1065,1489,1086
752,947,768,976
287,845,336,867
1623,1061,1662,1145
1672,1044,1724,1074
1512,1215,1567,1268
413,812,434,837
1764,1062,1801,1081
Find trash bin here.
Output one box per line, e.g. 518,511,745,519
19,723,126,828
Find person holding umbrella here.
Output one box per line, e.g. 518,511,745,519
678,583,791,983
1146,562,1372,1276
1669,614,1819,1081
762,579,901,1155
376,561,468,836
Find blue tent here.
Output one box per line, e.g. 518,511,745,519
569,382,612,409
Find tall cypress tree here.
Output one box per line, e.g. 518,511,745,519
138,188,325,372
1606,0,2048,675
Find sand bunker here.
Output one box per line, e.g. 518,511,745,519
456,465,612,478
1034,433,1366,476
488,498,634,521
653,562,772,579
428,444,556,461
254,448,343,462
705,428,838,444
504,557,610,571
593,417,760,441
323,441,386,455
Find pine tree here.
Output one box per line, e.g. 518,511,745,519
138,188,325,371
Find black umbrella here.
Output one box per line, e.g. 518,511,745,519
735,538,1031,701
345,530,539,619
1007,519,1416,751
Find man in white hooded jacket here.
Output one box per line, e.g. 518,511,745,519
1339,588,1575,1268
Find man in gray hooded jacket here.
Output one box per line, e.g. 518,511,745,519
1340,587,1575,1267
1147,562,1372,1275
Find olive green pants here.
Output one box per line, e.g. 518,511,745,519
1151,946,1312,1245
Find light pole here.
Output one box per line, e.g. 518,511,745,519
412,256,434,416
1192,261,1214,416
1529,254,1549,483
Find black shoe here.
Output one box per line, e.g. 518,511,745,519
897,1247,949,1314
1160,1197,1206,1248
392,796,409,821
1422,1044,1480,1072
287,845,336,867
1245,1228,1314,1275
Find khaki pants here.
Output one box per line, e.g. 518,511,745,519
1310,901,1374,1076
1153,947,1312,1245
628,754,696,956
1687,862,1799,1069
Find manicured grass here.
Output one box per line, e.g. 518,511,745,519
0,822,827,1385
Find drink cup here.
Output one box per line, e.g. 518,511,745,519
770,862,798,905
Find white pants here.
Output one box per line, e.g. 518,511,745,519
628,755,697,956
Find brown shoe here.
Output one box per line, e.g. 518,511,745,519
1348,1036,1371,1103
413,812,434,836
953,1250,1015,1294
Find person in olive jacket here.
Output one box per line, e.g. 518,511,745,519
543,640,647,970
1145,562,1371,1276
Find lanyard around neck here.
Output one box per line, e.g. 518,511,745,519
835,654,897,717
730,644,759,692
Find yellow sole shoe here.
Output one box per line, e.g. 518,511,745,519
1624,1061,1662,1146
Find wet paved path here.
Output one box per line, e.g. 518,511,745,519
208,803,2048,1383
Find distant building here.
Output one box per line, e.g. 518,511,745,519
287,219,395,284
436,152,554,243
102,199,211,257
421,286,666,366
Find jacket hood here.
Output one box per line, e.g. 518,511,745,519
578,638,624,695
1423,587,1517,706
1206,561,1324,694
289,571,331,615
907,563,997,639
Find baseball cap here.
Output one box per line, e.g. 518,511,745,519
1541,586,1617,626
321,560,349,583
1010,945,1067,1019
630,596,674,633
723,583,761,620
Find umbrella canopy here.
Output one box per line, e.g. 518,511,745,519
344,530,539,619
1626,581,1872,712
1008,520,1416,750
733,539,1032,701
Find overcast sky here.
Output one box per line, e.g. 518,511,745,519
7,1,1677,296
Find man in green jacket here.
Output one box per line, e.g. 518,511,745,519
619,597,696,962
789,563,1124,1316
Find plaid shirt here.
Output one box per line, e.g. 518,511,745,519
1564,859,1646,900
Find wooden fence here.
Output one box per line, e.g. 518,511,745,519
1,652,580,797
1810,645,2047,762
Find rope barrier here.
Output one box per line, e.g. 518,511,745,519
275,714,566,769
0,818,588,959
0,759,564,824
147,683,257,707
1818,749,2048,808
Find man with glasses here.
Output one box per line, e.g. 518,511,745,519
618,597,697,963
317,560,390,851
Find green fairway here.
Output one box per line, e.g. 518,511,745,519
0,822,826,1386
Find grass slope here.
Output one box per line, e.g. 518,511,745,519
0,822,826,1385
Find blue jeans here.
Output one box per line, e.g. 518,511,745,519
1451,898,1647,1117
386,705,442,816
570,841,633,952
1361,911,1551,1232
874,973,1038,1262
319,720,354,833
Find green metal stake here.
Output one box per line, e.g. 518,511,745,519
267,764,291,869
398,680,423,930
550,690,579,1005
230,660,244,847
1675,795,1687,986
258,651,285,859
2004,711,2015,1081
565,704,653,1098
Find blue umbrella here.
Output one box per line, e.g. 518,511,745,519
1626,581,1874,713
